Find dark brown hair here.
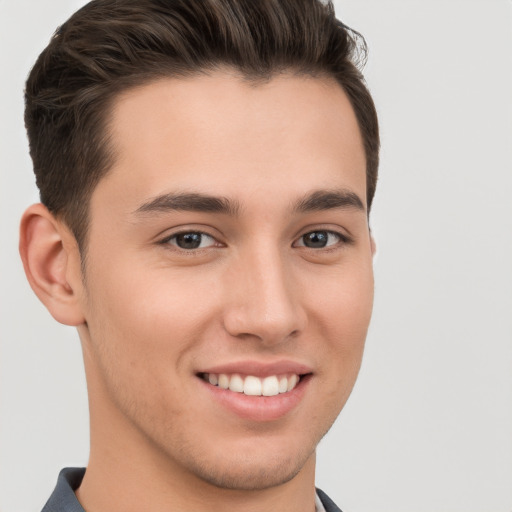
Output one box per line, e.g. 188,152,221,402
25,0,379,252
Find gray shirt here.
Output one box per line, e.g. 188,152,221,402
41,467,343,512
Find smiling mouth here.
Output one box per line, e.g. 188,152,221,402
199,372,303,397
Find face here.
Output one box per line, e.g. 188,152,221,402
76,72,374,491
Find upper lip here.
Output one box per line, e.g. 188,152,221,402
198,360,313,377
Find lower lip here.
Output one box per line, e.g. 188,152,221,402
199,374,311,422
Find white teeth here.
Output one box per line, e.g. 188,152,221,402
278,376,288,393
262,376,279,396
244,375,262,396
218,373,230,389
287,374,299,392
204,372,301,396
229,374,244,393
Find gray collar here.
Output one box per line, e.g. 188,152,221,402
42,467,342,512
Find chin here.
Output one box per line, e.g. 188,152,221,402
186,449,313,491
149,425,319,491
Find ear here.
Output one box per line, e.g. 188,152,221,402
19,203,85,326
368,229,377,262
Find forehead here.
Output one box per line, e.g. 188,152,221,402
95,72,366,215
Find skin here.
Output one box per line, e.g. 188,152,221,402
20,71,374,512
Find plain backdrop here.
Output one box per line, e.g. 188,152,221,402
1,1,511,511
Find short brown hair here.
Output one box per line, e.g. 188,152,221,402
25,0,379,252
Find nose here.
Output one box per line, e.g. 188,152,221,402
222,248,306,345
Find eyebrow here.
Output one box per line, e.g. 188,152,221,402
293,189,365,214
133,188,365,218
133,192,241,216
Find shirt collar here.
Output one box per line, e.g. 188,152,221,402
41,467,332,512
41,467,85,512
315,490,327,512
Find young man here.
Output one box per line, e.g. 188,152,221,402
19,1,379,511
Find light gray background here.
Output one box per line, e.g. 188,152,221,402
1,1,511,511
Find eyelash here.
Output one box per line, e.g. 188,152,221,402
159,229,352,252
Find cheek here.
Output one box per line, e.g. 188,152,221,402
311,260,373,397
83,261,220,378
81,268,214,426
314,259,374,340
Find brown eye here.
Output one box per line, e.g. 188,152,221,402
296,231,343,249
302,231,328,248
166,232,216,250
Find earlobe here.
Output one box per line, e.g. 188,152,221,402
19,203,85,326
